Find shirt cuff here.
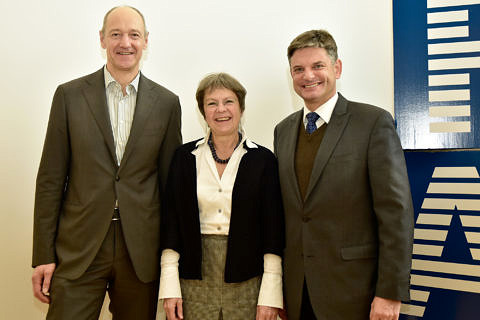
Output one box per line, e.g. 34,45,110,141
158,249,182,299
257,253,283,308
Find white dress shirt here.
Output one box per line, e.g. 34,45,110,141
159,129,283,308
303,92,338,130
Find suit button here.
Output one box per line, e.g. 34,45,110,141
302,216,311,222
115,175,120,181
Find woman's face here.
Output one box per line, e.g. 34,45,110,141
203,87,242,138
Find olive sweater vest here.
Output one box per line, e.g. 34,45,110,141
294,122,327,201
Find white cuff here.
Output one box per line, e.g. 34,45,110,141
158,249,182,299
257,253,283,308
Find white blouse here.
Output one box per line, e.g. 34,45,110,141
193,130,249,235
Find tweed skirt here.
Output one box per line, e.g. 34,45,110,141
180,234,261,320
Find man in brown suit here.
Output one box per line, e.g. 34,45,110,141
274,30,413,320
31,6,181,319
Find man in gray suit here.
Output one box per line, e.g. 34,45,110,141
274,30,413,320
31,6,181,319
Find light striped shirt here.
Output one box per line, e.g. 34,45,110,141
104,66,140,165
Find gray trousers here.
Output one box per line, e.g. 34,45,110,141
180,235,261,320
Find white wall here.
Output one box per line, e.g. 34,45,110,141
0,0,394,318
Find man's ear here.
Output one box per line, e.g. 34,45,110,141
334,59,342,79
99,30,107,49
144,32,149,49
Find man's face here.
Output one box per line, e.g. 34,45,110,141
290,47,342,111
100,7,148,75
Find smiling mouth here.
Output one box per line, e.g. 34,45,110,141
118,52,134,55
304,82,321,88
216,117,231,122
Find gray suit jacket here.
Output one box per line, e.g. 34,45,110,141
32,68,182,282
274,93,413,319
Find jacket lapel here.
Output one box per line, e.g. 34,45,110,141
119,73,154,171
82,68,117,165
304,94,350,201
282,110,304,205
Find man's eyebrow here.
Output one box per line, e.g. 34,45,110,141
107,28,143,34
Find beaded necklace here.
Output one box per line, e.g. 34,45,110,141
207,132,243,164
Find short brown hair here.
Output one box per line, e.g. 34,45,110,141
287,29,338,63
196,73,247,118
100,6,147,36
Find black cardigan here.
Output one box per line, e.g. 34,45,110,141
160,139,285,283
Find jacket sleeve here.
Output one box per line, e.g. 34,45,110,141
260,151,285,257
32,86,71,267
367,110,414,301
157,96,182,194
160,148,183,253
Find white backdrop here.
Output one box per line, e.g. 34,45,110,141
0,0,394,318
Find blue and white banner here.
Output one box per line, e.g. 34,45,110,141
393,0,480,149
400,150,480,319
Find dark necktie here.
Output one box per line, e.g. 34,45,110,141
306,112,320,134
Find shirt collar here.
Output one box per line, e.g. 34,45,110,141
103,65,140,94
192,127,257,155
303,92,338,124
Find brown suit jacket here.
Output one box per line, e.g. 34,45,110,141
274,93,413,319
32,68,182,282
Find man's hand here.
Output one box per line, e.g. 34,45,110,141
256,305,279,320
32,263,56,303
163,297,183,320
370,296,401,320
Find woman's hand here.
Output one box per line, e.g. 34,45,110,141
256,305,279,320
278,306,288,320
163,298,183,320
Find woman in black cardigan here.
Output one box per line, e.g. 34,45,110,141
159,73,285,320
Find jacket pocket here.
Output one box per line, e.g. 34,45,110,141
341,243,378,260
